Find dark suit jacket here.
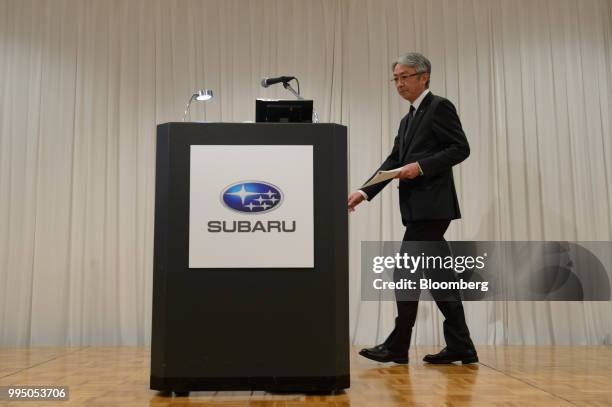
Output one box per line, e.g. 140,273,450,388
361,92,470,224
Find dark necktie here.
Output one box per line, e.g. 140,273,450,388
403,105,416,142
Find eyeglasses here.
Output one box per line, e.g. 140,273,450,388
391,72,423,84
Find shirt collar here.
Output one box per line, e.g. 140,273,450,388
411,89,430,112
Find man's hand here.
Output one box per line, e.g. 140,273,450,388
396,162,421,179
348,191,365,213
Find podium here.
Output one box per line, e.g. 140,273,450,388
150,122,349,394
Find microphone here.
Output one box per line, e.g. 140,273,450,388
260,76,296,88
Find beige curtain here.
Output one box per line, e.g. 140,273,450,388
1,0,611,346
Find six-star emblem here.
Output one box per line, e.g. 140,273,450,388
221,181,283,214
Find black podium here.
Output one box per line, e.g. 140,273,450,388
150,122,349,394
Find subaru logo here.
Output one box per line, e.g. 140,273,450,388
221,181,283,214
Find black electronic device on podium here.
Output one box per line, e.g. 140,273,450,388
150,122,349,395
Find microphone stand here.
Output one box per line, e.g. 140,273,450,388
282,81,320,123
282,81,302,100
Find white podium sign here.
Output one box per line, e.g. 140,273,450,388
189,145,314,268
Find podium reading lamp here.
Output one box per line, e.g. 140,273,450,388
183,89,214,122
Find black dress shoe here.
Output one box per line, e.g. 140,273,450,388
423,347,478,364
359,344,408,364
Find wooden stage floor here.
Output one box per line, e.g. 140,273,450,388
1,345,611,406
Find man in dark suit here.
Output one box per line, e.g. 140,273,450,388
347,52,477,365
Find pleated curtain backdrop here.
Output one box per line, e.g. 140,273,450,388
0,0,611,346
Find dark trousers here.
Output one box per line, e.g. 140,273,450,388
383,220,476,354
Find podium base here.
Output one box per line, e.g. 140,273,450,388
150,374,350,393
